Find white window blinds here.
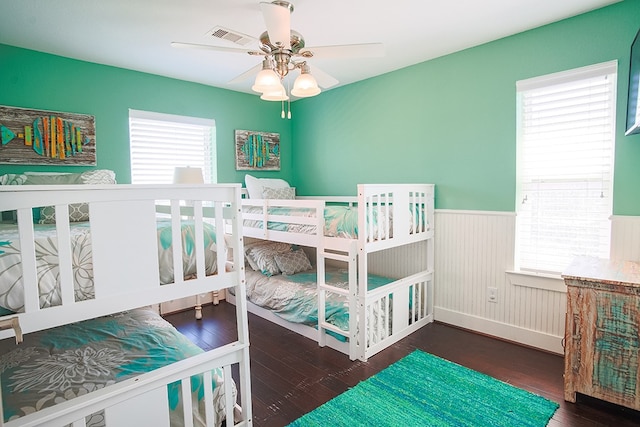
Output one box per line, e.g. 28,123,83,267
129,109,216,184
515,61,617,274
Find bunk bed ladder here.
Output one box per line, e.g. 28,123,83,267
317,241,359,360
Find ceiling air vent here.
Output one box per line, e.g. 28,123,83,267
206,26,255,46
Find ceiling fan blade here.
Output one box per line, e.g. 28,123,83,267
171,41,261,56
308,65,339,89
228,63,263,85
260,1,291,49
300,43,385,59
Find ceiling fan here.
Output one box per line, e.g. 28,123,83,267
171,1,384,104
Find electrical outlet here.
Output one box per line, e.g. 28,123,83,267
488,287,498,303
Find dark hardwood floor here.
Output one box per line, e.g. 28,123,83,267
164,302,640,427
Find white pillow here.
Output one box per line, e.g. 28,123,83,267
245,174,290,199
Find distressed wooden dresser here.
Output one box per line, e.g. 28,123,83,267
562,256,640,411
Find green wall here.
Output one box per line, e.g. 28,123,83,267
291,0,640,214
0,44,293,185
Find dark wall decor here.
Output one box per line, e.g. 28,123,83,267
235,129,280,171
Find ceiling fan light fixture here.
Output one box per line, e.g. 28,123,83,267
252,61,281,93
260,83,289,101
291,65,321,97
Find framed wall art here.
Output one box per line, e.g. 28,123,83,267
235,129,280,171
0,105,96,165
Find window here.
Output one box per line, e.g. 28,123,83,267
129,109,216,184
515,61,617,274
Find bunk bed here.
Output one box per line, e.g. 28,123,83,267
0,183,252,427
227,177,435,361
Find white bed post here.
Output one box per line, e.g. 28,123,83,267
346,241,359,361
316,201,327,348
356,185,368,361
426,187,435,320
229,189,253,426
16,208,39,314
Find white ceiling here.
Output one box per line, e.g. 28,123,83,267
0,0,621,96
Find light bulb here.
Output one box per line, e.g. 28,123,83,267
260,83,289,101
252,69,280,93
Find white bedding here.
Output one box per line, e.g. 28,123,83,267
242,203,429,240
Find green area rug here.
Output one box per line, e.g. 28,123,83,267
287,350,559,427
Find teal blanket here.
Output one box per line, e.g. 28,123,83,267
0,308,234,426
242,267,393,335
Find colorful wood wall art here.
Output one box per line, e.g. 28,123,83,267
0,105,96,165
235,129,280,171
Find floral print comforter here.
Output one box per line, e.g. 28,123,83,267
236,267,393,342
0,308,235,426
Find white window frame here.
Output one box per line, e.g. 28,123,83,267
129,109,216,184
515,61,617,275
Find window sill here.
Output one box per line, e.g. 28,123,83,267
506,270,566,293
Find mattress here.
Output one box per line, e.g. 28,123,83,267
243,204,427,239
0,307,235,427
0,219,221,313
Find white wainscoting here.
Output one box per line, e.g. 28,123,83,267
432,210,566,354
409,210,640,355
611,215,640,261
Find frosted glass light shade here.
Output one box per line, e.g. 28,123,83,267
291,72,320,97
260,83,289,101
252,69,281,93
173,166,204,184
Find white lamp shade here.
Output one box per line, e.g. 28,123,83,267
260,83,289,101
173,167,204,184
291,72,321,97
252,69,281,93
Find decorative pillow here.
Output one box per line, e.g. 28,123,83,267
245,174,290,199
39,203,90,224
33,170,117,224
23,172,85,185
0,170,116,224
79,169,117,184
23,170,117,185
274,249,312,275
245,241,292,276
263,186,295,200
243,250,259,271
0,174,27,185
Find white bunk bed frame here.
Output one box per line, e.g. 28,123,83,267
0,184,252,427
228,183,435,362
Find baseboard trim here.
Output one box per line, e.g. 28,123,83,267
434,307,564,355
